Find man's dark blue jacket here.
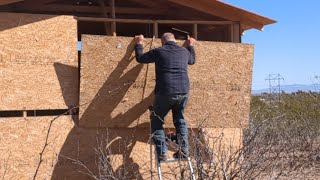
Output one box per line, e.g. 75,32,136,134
135,41,195,95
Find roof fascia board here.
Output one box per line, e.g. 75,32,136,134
168,0,275,30
0,0,24,6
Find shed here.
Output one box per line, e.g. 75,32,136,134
0,1,276,179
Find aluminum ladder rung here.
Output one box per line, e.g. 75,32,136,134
156,156,196,180
159,157,189,163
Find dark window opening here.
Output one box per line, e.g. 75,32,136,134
0,108,78,118
0,111,23,117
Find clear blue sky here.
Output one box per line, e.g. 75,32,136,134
223,0,320,90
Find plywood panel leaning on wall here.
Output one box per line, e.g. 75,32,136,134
0,13,78,110
186,41,253,128
80,35,253,128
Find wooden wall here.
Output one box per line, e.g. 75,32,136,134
0,116,242,179
79,35,253,128
0,13,78,110
0,13,252,179
0,116,74,179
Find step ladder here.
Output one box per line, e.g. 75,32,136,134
155,155,196,180
148,106,196,180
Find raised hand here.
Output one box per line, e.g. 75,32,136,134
183,35,196,47
134,34,145,44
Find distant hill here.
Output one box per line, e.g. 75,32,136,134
252,84,320,94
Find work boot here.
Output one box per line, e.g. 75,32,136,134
173,150,188,159
157,154,167,161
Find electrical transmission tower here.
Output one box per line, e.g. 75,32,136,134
314,75,320,92
265,74,284,103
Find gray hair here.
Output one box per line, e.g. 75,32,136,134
161,32,176,43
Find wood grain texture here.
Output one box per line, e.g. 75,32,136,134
0,13,78,110
79,35,253,128
79,35,158,128
186,41,253,128
0,0,23,6
0,116,242,179
0,116,74,180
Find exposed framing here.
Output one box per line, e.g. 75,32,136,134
76,17,235,25
76,17,239,42
109,0,116,36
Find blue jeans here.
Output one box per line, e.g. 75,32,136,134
151,94,189,156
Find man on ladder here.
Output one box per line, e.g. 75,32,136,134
134,32,196,162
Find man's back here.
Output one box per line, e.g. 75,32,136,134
135,41,195,95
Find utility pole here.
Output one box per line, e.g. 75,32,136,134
265,74,284,103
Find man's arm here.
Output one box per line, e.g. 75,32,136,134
135,44,157,63
183,35,196,65
186,46,195,65
134,34,157,63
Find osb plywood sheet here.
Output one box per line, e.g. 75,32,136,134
0,116,74,180
79,35,158,128
184,41,253,128
80,35,253,128
51,127,243,180
201,128,243,151
0,117,242,179
0,13,78,110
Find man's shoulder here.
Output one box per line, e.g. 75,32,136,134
161,44,189,51
179,46,193,55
